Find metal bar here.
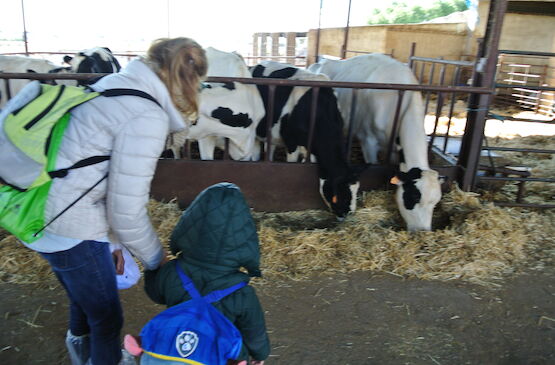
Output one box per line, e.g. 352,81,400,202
265,85,276,162
305,87,320,162
184,140,191,160
424,61,437,115
223,138,230,160
478,176,555,183
496,83,555,91
429,65,447,153
418,62,426,84
386,90,405,164
314,0,323,64
409,56,474,67
21,0,29,55
516,181,526,203
408,42,417,70
341,0,353,59
345,89,358,162
0,73,494,94
493,202,555,209
482,146,555,154
499,50,555,57
443,66,462,153
459,0,508,191
3,78,12,100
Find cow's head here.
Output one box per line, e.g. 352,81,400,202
390,168,442,231
63,47,121,85
319,166,364,220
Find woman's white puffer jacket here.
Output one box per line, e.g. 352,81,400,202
44,59,187,270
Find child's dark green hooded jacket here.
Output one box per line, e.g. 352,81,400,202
144,183,270,361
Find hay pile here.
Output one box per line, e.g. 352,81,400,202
1,185,553,287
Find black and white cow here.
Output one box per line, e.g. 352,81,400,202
0,55,71,109
166,47,265,160
309,54,442,231
63,47,121,85
251,61,363,219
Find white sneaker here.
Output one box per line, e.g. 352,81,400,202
119,349,137,365
65,330,90,365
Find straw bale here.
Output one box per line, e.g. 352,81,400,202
1,185,553,287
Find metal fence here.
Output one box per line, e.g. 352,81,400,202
2,0,550,210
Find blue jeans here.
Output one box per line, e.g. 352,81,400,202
41,240,123,365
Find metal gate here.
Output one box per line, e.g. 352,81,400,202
2,0,551,210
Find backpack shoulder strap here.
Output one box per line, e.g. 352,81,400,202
203,281,247,304
100,88,161,108
174,261,248,303
175,261,201,299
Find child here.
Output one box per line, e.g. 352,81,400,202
127,182,270,365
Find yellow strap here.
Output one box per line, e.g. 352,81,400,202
142,350,205,365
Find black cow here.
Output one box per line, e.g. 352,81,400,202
251,61,363,219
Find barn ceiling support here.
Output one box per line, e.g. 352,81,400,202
458,0,508,191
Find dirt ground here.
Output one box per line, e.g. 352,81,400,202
1,267,553,365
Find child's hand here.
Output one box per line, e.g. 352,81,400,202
250,361,264,365
112,249,125,275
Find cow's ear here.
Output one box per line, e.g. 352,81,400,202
63,55,73,64
390,176,401,185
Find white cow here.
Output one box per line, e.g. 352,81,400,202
167,47,265,161
0,55,68,109
309,54,442,231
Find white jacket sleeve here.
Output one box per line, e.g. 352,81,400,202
107,109,169,270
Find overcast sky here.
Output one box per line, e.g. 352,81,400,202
0,0,439,54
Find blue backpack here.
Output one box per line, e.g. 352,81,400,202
140,261,246,364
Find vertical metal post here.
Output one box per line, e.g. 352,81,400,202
341,0,352,59
429,64,447,152
4,79,12,100
443,66,462,153
424,62,437,115
458,0,508,191
265,85,276,162
253,33,259,65
418,63,426,84
314,0,323,64
305,87,320,163
386,90,405,165
223,138,230,160
408,42,416,70
345,89,358,162
21,0,29,55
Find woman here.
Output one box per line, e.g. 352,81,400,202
23,38,208,365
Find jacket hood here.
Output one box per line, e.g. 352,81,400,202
91,58,187,133
170,183,261,277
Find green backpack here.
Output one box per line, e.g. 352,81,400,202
0,81,160,243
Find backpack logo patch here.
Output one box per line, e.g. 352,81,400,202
176,331,199,358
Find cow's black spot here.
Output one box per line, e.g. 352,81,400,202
268,67,298,79
211,107,252,128
398,167,423,210
222,82,235,91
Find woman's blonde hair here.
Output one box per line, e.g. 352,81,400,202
146,37,207,119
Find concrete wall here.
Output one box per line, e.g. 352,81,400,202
307,23,467,66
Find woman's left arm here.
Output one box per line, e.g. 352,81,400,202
107,109,170,270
